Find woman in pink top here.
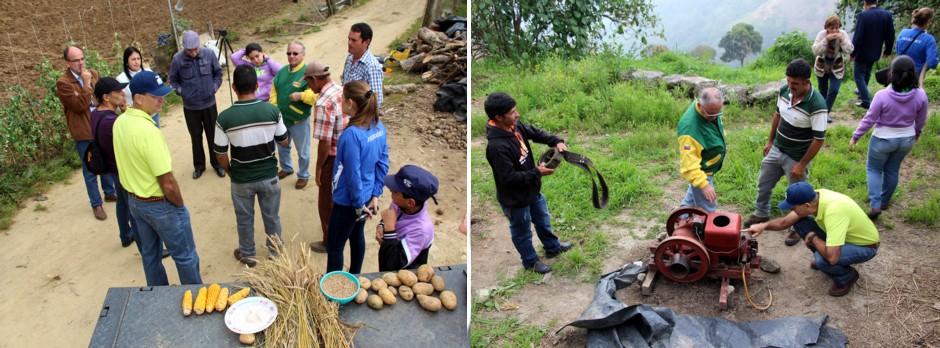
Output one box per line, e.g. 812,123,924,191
849,55,929,219
229,43,282,101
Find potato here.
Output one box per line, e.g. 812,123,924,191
388,286,398,296
382,272,402,287
431,275,446,292
367,294,384,309
416,294,442,312
239,333,256,345
412,282,434,296
399,285,415,301
354,289,368,304
440,291,457,310
378,287,397,305
371,278,388,292
417,264,435,282
398,269,418,287
358,276,371,290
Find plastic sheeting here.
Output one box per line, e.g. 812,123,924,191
560,261,848,347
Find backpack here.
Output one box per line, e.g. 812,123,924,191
83,116,109,175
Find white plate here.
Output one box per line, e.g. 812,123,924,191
224,296,278,334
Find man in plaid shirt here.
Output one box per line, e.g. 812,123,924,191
342,22,384,107
304,61,348,253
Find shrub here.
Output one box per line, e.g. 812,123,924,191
752,30,813,69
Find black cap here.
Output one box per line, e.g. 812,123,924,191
94,77,128,102
383,165,439,204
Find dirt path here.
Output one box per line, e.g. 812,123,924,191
0,2,467,346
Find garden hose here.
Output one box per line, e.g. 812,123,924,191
742,268,772,311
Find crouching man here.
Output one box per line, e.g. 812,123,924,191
742,182,879,296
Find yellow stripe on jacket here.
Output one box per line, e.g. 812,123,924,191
678,135,720,188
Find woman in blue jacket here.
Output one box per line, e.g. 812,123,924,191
896,8,937,86
326,80,389,274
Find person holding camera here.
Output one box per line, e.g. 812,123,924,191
813,15,854,121
229,43,282,102
325,81,389,274
169,30,225,180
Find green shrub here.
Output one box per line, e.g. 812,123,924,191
752,30,813,69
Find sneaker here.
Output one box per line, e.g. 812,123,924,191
545,241,573,258
855,101,870,109
309,241,327,253
525,259,552,274
742,215,769,228
867,208,882,220
826,116,833,123
234,248,258,267
784,229,801,246
828,268,859,297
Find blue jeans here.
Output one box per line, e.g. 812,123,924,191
231,177,283,257
500,194,562,269
853,60,875,106
753,146,809,218
816,73,842,112
75,140,115,207
128,199,202,286
680,176,717,212
110,173,137,246
867,136,915,209
277,120,311,179
152,113,161,128
792,216,878,286
326,204,366,274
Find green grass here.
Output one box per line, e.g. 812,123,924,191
470,316,546,347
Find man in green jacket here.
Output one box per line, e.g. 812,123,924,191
677,87,726,212
270,41,317,189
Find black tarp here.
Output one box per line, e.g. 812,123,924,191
433,80,467,122
560,261,849,348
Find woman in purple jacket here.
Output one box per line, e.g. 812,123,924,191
229,43,282,101
849,55,928,219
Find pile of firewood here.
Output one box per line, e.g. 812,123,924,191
398,27,467,84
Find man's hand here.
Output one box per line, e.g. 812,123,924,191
790,162,806,180
804,232,817,250
555,142,569,153
315,167,322,187
827,33,841,41
701,184,717,203
538,163,555,176
741,222,767,238
81,69,92,85
848,138,857,150
763,141,773,157
289,92,302,102
375,225,384,244
366,197,380,217
381,207,396,230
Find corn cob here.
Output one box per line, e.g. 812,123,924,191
194,287,207,315
182,290,193,316
206,284,221,313
215,287,230,312
228,287,251,305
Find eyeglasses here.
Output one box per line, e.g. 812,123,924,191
66,57,85,63
286,51,302,56
701,108,723,118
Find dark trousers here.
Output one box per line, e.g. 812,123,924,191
317,156,335,243
183,105,220,171
326,204,366,274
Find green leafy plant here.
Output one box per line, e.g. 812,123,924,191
719,22,763,67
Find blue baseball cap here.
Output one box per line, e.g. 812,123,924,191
778,182,817,211
384,165,439,204
129,70,173,97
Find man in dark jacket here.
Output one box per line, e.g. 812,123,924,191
484,92,573,274
851,0,895,109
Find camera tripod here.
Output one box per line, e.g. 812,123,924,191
217,29,235,103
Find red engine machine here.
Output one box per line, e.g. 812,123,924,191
645,207,762,309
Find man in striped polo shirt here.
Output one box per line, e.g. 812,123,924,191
215,65,290,267
743,59,827,247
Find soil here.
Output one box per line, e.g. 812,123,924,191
470,104,940,347
0,1,467,346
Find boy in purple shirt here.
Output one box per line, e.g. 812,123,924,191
376,165,439,271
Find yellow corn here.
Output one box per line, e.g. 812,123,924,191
215,287,230,312
182,290,193,316
228,287,251,306
193,287,207,315
206,284,221,313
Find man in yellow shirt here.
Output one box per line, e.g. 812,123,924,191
742,182,879,297
114,70,202,286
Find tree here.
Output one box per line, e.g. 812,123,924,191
837,0,940,34
689,45,716,61
472,0,661,62
719,23,763,67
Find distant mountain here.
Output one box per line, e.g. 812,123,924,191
627,0,838,64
